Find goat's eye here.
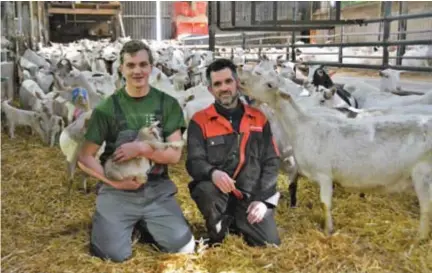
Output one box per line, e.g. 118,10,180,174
267,83,273,88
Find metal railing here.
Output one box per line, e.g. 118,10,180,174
196,1,432,73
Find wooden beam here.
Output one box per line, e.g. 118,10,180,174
49,2,121,9
48,7,119,15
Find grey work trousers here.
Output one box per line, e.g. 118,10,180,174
189,181,281,246
90,178,193,262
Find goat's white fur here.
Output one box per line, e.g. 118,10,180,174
104,121,185,184
1,100,46,143
240,73,432,240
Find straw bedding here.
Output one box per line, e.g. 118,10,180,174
1,129,431,273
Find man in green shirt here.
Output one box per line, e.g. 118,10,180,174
78,40,195,262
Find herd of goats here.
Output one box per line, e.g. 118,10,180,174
1,36,431,240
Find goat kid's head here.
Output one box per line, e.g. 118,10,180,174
35,92,59,115
139,121,162,141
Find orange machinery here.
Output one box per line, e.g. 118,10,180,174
172,1,208,39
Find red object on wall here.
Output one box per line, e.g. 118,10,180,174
174,21,208,38
173,1,207,17
172,1,208,38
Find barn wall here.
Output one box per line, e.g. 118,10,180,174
212,1,311,46
312,1,432,44
217,1,311,26
122,1,173,40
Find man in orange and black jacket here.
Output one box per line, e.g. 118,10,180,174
186,59,281,247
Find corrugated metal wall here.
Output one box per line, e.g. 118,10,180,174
217,1,302,27
122,1,173,40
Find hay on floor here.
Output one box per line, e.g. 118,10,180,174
1,129,431,273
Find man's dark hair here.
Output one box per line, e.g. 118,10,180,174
119,40,154,65
206,58,238,84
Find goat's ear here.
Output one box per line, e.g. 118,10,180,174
277,90,292,101
150,120,160,128
35,92,43,100
185,94,195,102
330,87,337,95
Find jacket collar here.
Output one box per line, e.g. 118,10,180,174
204,102,255,120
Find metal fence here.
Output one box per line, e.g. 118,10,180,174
122,1,173,40
182,1,432,73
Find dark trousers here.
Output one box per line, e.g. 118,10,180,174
189,181,281,246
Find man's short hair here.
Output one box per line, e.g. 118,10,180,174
206,58,238,84
119,40,154,65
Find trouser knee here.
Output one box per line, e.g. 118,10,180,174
189,181,226,220
243,230,281,247
161,232,195,253
90,241,131,263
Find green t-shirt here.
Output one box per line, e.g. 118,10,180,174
84,86,186,165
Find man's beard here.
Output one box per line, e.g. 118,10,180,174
217,91,240,108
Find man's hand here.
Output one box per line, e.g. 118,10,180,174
211,170,236,194
110,177,142,190
113,142,154,162
246,201,267,224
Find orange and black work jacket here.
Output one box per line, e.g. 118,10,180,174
186,101,281,205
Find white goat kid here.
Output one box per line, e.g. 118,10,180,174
104,121,184,184
59,110,96,192
239,72,432,240
1,100,46,142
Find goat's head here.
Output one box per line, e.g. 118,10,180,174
71,87,89,109
35,92,59,116
310,65,333,88
238,70,282,105
138,121,162,141
279,61,296,79
316,86,339,107
56,58,73,77
379,68,402,92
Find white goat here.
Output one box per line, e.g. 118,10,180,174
104,121,184,184
59,110,97,192
240,72,432,240
1,100,46,143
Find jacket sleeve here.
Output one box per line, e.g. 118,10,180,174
185,119,215,182
253,121,281,206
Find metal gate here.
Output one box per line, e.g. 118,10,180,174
206,1,432,72
122,1,173,40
